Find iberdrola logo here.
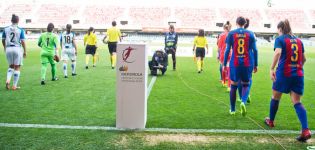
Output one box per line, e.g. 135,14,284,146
119,65,128,71
122,46,136,63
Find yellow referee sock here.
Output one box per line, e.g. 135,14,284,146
110,56,113,66
85,55,89,66
92,55,96,66
112,55,117,67
197,60,201,71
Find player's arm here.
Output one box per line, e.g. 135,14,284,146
20,29,26,58
270,48,281,82
72,33,78,56
252,34,258,73
37,35,42,48
83,35,87,46
2,31,6,52
223,33,232,67
302,42,306,66
54,35,59,56
60,35,63,48
205,38,209,54
174,34,178,48
118,29,122,42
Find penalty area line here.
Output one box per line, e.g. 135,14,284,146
0,123,310,135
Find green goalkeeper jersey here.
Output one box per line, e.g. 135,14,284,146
38,32,59,55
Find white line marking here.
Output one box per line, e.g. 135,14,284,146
147,76,157,97
0,123,311,135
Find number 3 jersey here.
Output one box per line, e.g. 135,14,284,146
2,25,25,47
60,32,75,50
224,28,258,68
274,34,304,77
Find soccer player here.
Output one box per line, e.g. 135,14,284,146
218,21,232,90
265,19,311,142
223,16,258,116
60,24,77,78
238,18,253,103
2,14,26,90
193,29,208,73
38,23,59,85
84,27,97,69
103,21,121,69
164,25,178,70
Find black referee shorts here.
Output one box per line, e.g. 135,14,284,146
195,47,205,58
86,45,97,55
108,42,118,55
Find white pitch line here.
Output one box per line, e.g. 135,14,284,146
0,123,312,135
147,76,157,97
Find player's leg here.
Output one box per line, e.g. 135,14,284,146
48,56,58,81
40,54,49,85
291,77,311,142
265,90,282,127
247,79,253,103
200,57,204,71
69,50,77,76
5,48,15,89
12,65,21,90
200,48,205,71
237,81,242,102
92,46,97,67
219,63,222,82
61,50,68,78
108,43,113,67
226,67,231,92
171,48,176,70
85,46,90,69
111,43,117,69
229,67,239,115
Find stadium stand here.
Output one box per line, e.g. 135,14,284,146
35,4,78,26
129,7,171,27
0,3,33,25
83,6,125,25
174,8,217,28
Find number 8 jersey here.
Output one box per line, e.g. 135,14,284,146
2,25,25,47
60,31,75,50
274,35,304,77
224,28,258,68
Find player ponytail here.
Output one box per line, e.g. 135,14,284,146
223,21,232,31
88,27,94,35
277,19,292,35
244,18,250,29
11,14,19,24
47,23,54,32
66,24,72,34
236,16,247,27
198,29,205,37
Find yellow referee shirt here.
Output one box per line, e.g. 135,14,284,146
84,33,97,46
194,36,208,48
106,27,121,42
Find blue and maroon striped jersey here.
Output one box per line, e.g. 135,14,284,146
274,34,304,77
224,28,258,68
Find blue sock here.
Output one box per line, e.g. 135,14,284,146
238,82,242,100
247,79,252,97
230,85,238,112
294,103,308,130
241,84,249,103
269,99,279,121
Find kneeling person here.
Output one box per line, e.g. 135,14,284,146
149,50,168,76
60,24,77,78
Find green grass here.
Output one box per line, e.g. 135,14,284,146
0,41,314,149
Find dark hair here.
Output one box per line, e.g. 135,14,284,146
169,25,174,29
88,27,94,35
223,21,232,31
198,29,205,37
66,24,72,34
11,14,19,24
112,21,117,26
47,23,54,32
236,16,247,27
277,19,292,35
244,18,250,29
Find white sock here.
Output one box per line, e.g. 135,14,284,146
63,63,67,76
71,62,76,74
6,68,14,83
13,71,20,87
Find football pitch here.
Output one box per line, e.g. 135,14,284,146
0,41,315,149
